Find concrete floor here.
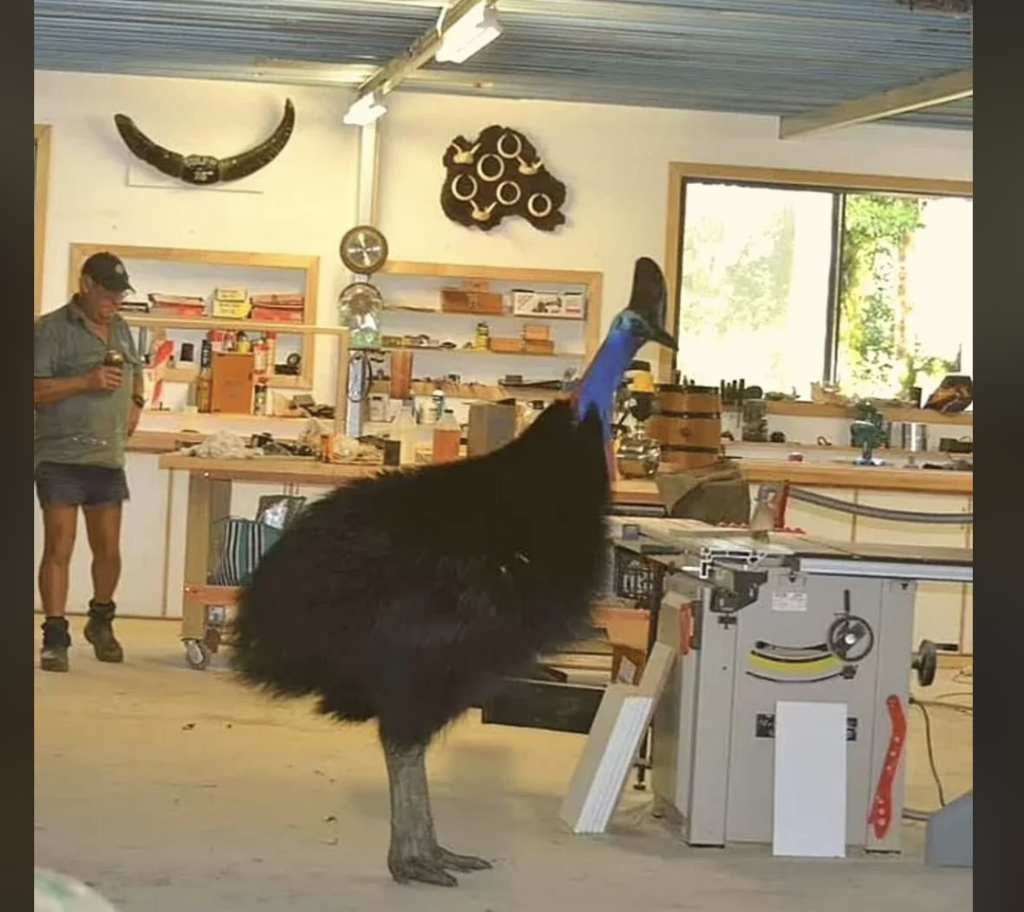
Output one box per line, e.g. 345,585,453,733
34,618,973,912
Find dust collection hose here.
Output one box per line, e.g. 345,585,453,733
786,486,973,525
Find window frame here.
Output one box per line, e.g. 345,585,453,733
35,124,53,317
660,162,973,384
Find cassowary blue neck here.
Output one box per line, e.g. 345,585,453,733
574,323,643,438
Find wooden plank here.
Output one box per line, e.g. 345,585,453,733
152,450,972,496
779,69,973,139
159,453,381,486
380,260,601,287
559,642,675,834
763,400,973,426
67,243,318,272
119,314,348,336
369,379,567,403
616,460,973,496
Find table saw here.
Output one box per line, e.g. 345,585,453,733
614,520,972,856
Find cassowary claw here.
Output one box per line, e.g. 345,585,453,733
435,846,492,872
388,846,492,887
389,854,458,887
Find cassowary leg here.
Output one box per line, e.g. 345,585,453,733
383,740,492,887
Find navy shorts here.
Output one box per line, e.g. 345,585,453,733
35,461,130,509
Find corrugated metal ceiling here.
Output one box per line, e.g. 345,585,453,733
33,0,973,129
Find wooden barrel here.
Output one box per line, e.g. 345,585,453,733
648,384,722,469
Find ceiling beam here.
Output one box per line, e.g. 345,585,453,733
355,0,493,100
778,68,973,139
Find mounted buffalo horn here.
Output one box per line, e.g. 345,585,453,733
113,98,296,186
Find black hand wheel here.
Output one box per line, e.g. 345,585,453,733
912,639,938,687
826,614,875,662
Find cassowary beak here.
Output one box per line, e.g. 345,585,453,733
645,321,678,351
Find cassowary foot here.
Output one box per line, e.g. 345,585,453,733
435,845,492,872
388,851,458,887
388,845,491,886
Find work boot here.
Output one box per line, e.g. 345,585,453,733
40,617,71,673
83,600,124,663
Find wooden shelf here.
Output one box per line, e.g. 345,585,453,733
63,242,356,434
155,366,310,389
66,242,325,392
122,313,347,336
144,409,308,422
376,260,603,361
382,304,584,323
375,344,580,359
380,260,600,286
757,399,973,426
369,380,568,403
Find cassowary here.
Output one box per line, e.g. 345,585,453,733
229,257,676,887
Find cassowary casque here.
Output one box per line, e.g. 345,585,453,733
229,257,676,887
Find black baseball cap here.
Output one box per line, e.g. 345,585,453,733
81,252,134,293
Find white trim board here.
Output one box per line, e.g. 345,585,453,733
559,643,675,835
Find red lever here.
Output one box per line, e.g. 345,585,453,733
868,695,907,840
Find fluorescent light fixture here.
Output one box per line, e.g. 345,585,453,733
435,1,502,64
343,91,387,126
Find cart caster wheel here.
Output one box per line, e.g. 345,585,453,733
184,639,211,671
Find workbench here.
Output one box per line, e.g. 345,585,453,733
157,451,671,666
158,453,380,666
158,449,972,667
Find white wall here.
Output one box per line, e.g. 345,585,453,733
36,69,972,350
377,92,972,334
34,70,360,403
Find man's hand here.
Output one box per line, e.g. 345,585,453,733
87,364,124,392
128,404,142,437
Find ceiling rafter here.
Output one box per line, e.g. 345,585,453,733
778,68,973,139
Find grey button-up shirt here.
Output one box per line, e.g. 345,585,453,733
34,299,142,469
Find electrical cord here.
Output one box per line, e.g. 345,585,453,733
901,694,972,821
910,697,946,808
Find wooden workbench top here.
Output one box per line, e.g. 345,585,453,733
158,453,381,485
157,450,972,497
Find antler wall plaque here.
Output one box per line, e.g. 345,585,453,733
113,99,296,186
440,125,567,232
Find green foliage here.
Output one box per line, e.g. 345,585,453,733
837,194,924,397
680,205,795,335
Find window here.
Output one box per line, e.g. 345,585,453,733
670,169,972,403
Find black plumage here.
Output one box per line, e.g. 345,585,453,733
229,257,674,887
231,401,609,748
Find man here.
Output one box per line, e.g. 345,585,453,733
34,252,145,673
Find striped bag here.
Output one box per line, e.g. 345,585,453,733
209,517,284,587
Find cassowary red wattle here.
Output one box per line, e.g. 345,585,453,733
228,256,675,887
